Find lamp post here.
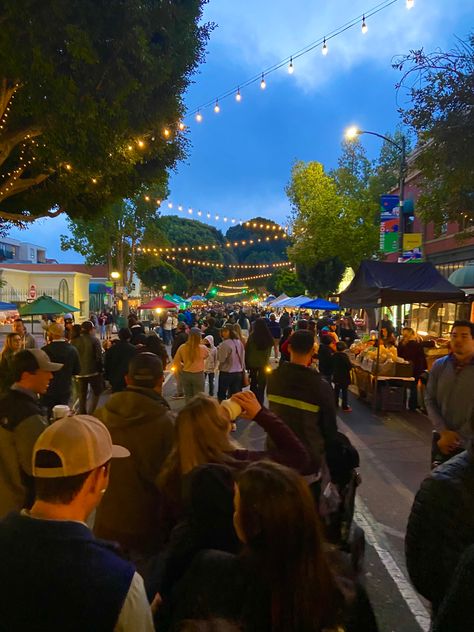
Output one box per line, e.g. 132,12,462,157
345,126,407,260
110,271,121,315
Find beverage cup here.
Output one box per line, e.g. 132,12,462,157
220,399,242,422
52,404,70,420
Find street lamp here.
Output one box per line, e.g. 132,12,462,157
345,126,407,260
110,271,121,315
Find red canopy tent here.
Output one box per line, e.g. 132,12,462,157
138,297,178,310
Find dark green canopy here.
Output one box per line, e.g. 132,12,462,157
19,295,79,316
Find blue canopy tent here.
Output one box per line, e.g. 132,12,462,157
300,298,340,311
279,295,314,308
0,301,18,311
188,294,206,302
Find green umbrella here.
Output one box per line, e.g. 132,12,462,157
19,295,79,316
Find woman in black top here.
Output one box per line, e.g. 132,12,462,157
163,461,378,632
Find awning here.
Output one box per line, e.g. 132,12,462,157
138,297,179,310
300,298,340,311
339,260,466,308
0,301,17,311
448,264,474,291
90,282,113,295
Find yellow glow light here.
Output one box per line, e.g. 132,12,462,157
260,73,266,90
345,125,360,140
406,0,414,8
163,128,171,138
137,140,145,148
214,100,220,113
236,88,242,102
361,16,368,33
196,111,203,123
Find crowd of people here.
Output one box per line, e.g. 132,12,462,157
0,305,472,631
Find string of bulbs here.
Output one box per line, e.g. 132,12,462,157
187,0,413,123
137,232,287,255
163,255,292,269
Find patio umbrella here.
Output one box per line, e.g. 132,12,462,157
19,295,79,335
300,298,340,310
0,301,18,311
138,297,179,310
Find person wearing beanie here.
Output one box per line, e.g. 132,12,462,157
0,414,155,631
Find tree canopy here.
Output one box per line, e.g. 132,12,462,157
0,0,212,224
267,269,305,297
394,34,474,233
137,260,189,296
225,217,289,264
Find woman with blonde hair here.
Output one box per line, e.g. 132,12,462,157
0,332,22,392
173,327,209,402
158,390,310,530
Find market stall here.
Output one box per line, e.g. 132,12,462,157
339,260,466,411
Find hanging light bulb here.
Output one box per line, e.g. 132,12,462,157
178,121,185,131
214,99,220,113
235,88,242,102
196,111,203,123
361,15,368,34
406,0,414,8
322,38,328,56
288,57,294,74
260,73,266,90
163,128,171,138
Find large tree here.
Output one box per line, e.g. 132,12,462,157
267,269,305,297
394,34,474,233
296,258,346,297
0,0,212,223
225,217,289,264
286,159,379,273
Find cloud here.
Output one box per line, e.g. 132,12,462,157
203,0,471,92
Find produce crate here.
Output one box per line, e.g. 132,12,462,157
376,382,406,411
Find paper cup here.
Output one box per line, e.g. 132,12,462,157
52,405,70,420
220,399,242,422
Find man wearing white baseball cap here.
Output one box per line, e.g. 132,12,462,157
0,348,63,518
0,414,155,631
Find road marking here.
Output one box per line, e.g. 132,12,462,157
355,496,431,632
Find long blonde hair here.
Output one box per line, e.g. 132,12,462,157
158,394,236,496
183,329,202,363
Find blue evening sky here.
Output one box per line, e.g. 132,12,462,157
8,0,474,262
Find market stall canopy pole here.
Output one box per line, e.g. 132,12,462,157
339,260,466,308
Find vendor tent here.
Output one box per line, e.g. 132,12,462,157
188,294,206,302
267,293,288,307
280,295,314,308
0,301,18,311
339,260,465,308
138,297,178,310
300,298,340,311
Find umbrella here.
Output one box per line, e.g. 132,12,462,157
138,297,179,310
19,295,79,316
300,298,340,310
0,301,17,311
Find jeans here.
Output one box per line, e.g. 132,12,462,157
162,329,172,345
218,371,243,402
249,367,267,405
334,383,349,409
206,372,215,396
407,380,418,411
76,374,103,414
180,371,205,402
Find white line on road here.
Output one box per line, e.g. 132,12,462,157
355,496,431,632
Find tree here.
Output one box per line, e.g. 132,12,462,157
60,188,167,287
296,258,346,297
138,215,229,291
225,217,289,264
394,34,474,233
286,160,379,272
268,269,305,296
0,0,212,223
137,260,189,296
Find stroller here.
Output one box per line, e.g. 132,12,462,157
323,432,365,573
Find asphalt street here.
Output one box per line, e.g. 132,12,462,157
162,369,434,632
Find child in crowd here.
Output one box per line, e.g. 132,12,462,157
332,341,352,412
203,335,217,397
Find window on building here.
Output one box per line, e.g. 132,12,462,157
79,301,86,318
58,279,69,304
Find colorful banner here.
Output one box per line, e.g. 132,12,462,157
380,195,400,253
402,232,423,262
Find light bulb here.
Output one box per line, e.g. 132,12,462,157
361,16,368,33
137,139,145,148
235,88,242,102
260,73,266,90
406,0,414,8
214,99,220,113
322,38,328,56
288,57,294,74
196,111,203,122
178,121,185,131
163,128,170,138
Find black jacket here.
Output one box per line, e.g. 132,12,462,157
405,451,474,613
103,341,137,392
267,362,338,472
171,332,188,358
317,344,334,377
433,543,474,632
332,351,352,386
41,341,80,406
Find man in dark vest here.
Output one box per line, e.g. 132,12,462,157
0,349,62,518
0,414,155,631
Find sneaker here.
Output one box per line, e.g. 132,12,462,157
342,406,352,412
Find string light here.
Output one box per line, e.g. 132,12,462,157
214,100,220,113
196,111,203,123
235,88,242,102
322,38,328,56
406,0,414,8
226,273,273,282
178,121,186,131
163,128,171,138
361,15,368,33
137,140,145,148
260,73,266,90
216,284,249,290
288,57,294,74
162,255,292,269
137,232,287,255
